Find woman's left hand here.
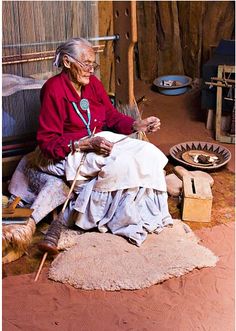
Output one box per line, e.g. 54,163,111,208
133,116,161,133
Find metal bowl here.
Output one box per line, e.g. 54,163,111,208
153,75,192,95
169,141,231,170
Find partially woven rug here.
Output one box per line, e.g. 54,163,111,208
48,220,218,291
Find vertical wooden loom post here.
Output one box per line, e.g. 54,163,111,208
113,1,137,106
215,65,235,144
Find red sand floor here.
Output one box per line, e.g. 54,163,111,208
2,81,235,331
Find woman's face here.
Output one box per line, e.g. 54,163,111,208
68,47,96,87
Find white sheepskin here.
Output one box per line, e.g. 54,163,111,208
49,220,218,291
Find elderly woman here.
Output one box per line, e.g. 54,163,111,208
9,38,173,252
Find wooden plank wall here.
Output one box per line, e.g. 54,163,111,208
2,1,99,139
82,1,235,87
136,1,235,83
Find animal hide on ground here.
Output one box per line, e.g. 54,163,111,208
49,219,218,291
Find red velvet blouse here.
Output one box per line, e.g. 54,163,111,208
37,71,135,160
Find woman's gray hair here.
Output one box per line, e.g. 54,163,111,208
53,38,93,68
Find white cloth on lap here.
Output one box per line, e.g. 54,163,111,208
65,131,168,192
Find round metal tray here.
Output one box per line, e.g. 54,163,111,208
169,141,231,170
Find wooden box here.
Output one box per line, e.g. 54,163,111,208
182,176,213,222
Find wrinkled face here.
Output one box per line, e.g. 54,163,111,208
68,47,96,86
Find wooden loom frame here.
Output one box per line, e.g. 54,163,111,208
215,65,235,144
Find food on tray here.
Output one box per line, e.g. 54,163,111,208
188,152,219,165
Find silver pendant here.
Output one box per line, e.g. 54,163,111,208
80,98,89,111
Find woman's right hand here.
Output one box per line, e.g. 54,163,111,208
88,136,114,156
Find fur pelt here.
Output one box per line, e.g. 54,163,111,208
2,217,36,255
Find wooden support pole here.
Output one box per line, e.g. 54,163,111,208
113,1,137,106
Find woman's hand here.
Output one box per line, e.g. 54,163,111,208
133,116,161,133
88,136,114,156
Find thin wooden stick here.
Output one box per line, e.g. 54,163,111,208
34,252,48,282
211,77,235,84
205,82,233,88
61,153,87,213
8,196,21,209
113,132,136,144
34,128,97,282
34,156,86,282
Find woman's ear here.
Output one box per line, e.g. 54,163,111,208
62,55,71,69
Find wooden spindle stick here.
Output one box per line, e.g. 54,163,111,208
34,251,48,282
34,128,97,282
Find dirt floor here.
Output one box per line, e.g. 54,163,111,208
2,81,235,331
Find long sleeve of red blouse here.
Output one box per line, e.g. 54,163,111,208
37,72,135,160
